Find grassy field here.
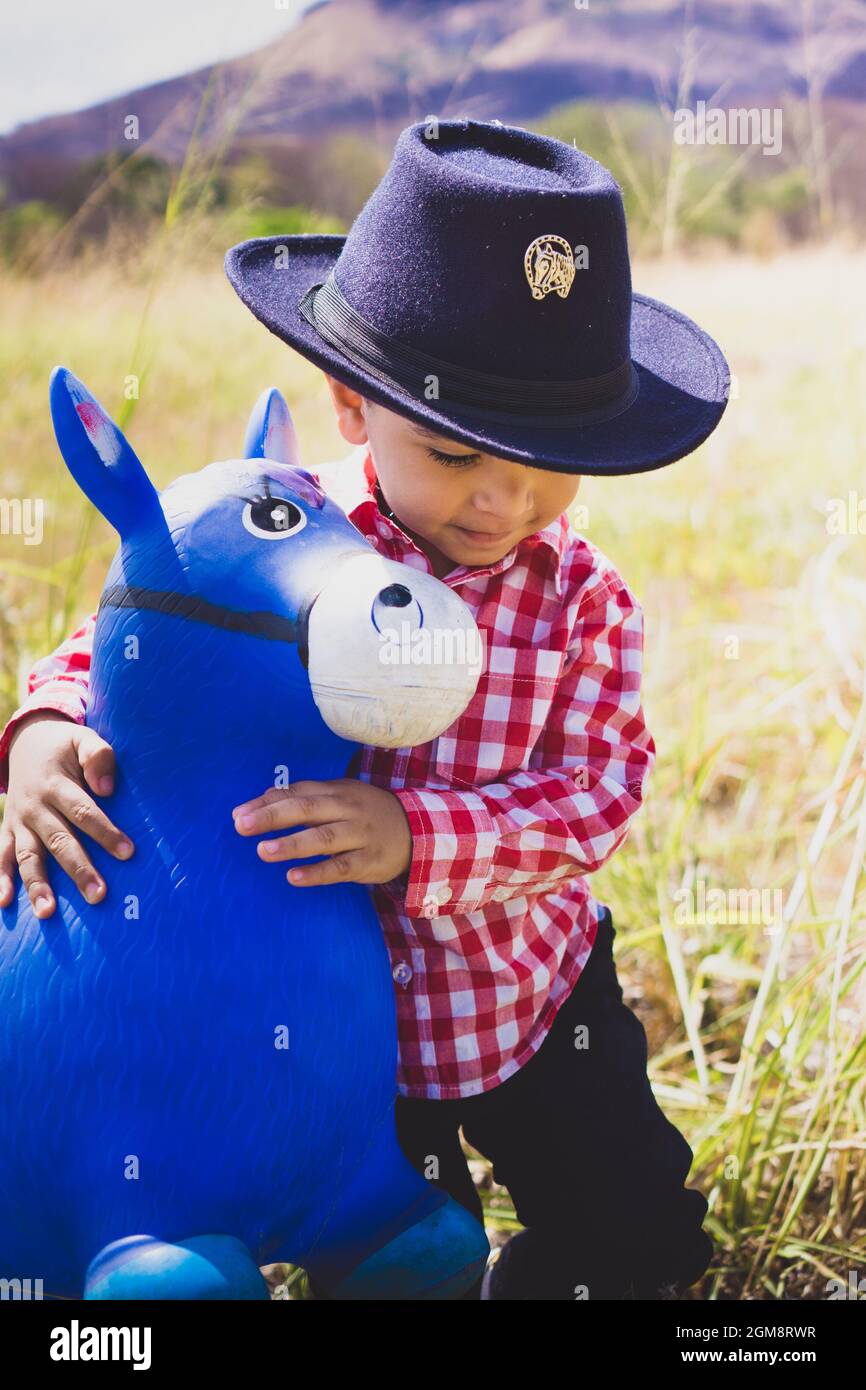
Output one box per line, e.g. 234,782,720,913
1,239,864,1300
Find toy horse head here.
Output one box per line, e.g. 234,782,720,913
50,368,483,752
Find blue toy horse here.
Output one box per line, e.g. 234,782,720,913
0,368,488,1299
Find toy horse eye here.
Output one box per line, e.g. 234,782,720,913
242,496,306,540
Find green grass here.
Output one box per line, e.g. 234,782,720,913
1,237,865,1300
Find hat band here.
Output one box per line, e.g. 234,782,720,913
297,273,639,429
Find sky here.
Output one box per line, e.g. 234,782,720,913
0,0,313,135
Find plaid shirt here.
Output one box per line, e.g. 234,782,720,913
0,445,656,1100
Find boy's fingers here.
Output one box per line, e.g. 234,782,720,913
53,783,134,861
231,786,287,818
258,820,357,864
236,791,340,834
13,828,57,919
75,728,117,797
231,781,334,819
285,849,366,888
28,806,108,907
0,828,17,905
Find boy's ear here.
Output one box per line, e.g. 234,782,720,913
48,367,159,538
323,373,369,447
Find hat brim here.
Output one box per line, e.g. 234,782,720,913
225,235,729,477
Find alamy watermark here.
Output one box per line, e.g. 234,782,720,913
825,1270,866,1299
674,101,782,156
50,1320,151,1369
673,878,783,928
826,491,866,535
378,621,485,668
0,496,44,545
0,1275,43,1299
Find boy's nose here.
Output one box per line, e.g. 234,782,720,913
471,483,532,523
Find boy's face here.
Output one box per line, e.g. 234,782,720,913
324,376,580,580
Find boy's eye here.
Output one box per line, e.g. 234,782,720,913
427,447,479,468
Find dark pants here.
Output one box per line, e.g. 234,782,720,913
394,908,714,1300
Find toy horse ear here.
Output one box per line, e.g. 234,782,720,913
244,386,325,509
49,367,159,539
244,387,301,469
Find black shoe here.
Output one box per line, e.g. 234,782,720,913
481,1229,691,1301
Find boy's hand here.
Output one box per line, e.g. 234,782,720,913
0,712,134,920
232,779,413,888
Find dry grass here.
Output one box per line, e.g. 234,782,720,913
1,238,864,1300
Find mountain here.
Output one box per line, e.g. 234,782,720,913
2,0,865,205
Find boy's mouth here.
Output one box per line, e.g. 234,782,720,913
452,524,513,546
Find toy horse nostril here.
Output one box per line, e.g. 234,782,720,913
376,584,413,608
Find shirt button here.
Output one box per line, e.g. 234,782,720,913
492,886,510,902
392,961,413,988
421,883,451,916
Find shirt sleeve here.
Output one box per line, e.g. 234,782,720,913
386,580,656,920
0,609,98,794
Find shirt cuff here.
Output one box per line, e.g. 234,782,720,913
0,688,86,795
389,786,499,918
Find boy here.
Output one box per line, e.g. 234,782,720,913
0,118,729,1300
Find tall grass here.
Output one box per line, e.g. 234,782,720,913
2,241,863,1300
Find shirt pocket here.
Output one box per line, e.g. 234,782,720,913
431,644,565,785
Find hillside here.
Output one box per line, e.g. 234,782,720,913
2,0,865,205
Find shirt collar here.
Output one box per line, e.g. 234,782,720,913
327,445,568,596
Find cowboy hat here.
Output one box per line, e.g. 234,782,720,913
224,118,729,476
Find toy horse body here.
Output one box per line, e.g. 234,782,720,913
0,371,487,1299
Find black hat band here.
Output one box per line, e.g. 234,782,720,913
298,272,639,430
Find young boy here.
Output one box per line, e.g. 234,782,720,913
0,118,729,1300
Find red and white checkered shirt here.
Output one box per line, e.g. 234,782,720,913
0,444,655,1099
